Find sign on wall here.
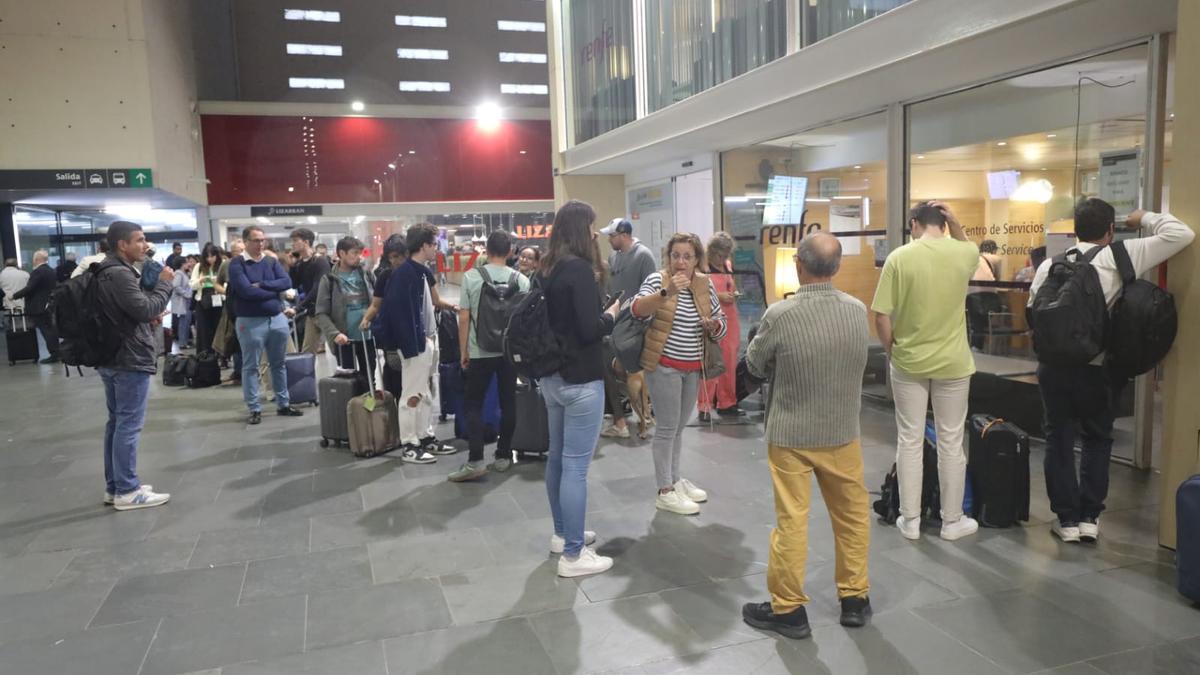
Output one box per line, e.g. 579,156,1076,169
1099,148,1140,218
249,205,324,217
0,168,153,190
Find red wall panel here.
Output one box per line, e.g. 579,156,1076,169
201,115,554,205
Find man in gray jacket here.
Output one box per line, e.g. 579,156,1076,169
599,218,657,439
95,221,175,511
741,233,872,639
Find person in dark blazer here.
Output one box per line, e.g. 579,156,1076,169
13,250,60,363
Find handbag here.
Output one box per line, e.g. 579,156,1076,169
212,309,238,356
610,299,650,374
696,282,727,379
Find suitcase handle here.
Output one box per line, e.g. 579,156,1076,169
980,418,1006,437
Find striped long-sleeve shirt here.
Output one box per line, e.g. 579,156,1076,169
636,272,727,363
746,282,869,448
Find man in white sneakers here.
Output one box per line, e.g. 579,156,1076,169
93,221,175,510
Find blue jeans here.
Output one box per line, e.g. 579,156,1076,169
236,314,290,412
173,311,192,348
99,368,151,495
541,375,605,557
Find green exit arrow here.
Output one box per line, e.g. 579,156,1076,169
127,168,153,187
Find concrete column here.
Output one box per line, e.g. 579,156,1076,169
1159,2,1200,548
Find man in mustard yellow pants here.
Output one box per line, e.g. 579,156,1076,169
741,233,872,639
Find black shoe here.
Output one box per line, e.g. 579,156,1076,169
839,596,872,628
248,411,262,425
742,602,811,639
698,411,712,424
717,406,745,417
276,406,304,417
39,357,60,365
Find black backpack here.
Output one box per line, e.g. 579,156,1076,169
186,352,222,388
504,275,567,379
874,420,941,524
437,309,460,365
53,259,124,368
474,266,526,353
1030,246,1108,366
1106,241,1177,379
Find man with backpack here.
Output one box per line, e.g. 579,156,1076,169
448,229,529,481
92,221,175,510
1029,199,1193,543
600,217,657,439
289,228,330,354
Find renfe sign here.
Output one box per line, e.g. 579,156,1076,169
581,25,614,63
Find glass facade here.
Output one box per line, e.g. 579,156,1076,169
800,0,911,47
644,0,787,113
563,0,637,145
13,207,199,269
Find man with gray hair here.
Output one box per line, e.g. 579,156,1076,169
13,250,60,363
741,232,873,639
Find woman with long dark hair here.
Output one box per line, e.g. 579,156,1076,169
539,200,621,577
191,243,225,353
697,232,742,422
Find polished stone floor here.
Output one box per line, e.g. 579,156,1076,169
0,351,1197,674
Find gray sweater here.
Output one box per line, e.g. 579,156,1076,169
745,282,869,448
607,240,657,302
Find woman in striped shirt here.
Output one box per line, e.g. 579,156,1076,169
632,233,727,515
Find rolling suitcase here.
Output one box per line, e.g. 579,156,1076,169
347,339,400,458
5,310,39,365
966,414,1030,528
319,374,366,448
1176,475,1200,603
454,374,500,443
512,378,549,458
284,318,318,406
438,361,463,421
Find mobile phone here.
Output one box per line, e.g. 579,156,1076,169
605,290,624,307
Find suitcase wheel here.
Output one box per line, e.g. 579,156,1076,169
319,438,330,448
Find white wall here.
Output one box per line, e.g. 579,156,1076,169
674,170,714,242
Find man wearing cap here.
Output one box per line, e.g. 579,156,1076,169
600,218,658,439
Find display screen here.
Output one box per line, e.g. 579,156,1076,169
986,170,1020,200
762,175,809,225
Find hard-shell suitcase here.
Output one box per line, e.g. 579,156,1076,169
1176,475,1200,603
966,414,1030,528
455,374,500,443
512,378,549,457
5,311,38,365
319,374,367,448
438,361,463,421
346,336,400,458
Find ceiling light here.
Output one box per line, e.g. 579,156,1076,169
519,150,527,155
350,101,365,112
1046,133,1057,138
853,165,861,170
1011,178,1054,204
475,102,502,131
997,141,1008,146
408,150,416,154
916,155,925,160
387,163,396,169
287,186,295,192
373,179,380,184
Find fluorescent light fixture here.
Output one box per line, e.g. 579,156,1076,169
997,141,1008,146
1046,133,1057,138
350,101,364,112
395,15,446,27
387,163,396,169
853,165,861,169
475,102,502,130
284,9,340,22
519,150,527,154
1011,178,1054,204
863,197,870,226
397,48,449,60
500,83,548,95
916,155,926,159
286,43,342,56
408,150,416,154
288,186,295,192
497,20,545,32
399,80,451,92
499,52,547,64
289,77,344,89
806,198,831,203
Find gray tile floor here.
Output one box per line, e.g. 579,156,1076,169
1,354,1198,674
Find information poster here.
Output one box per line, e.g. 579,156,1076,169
829,203,863,255
762,176,809,225
1099,148,1139,218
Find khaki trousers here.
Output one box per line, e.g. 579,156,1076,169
767,439,871,613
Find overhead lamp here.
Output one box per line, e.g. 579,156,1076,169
853,165,861,169
519,150,527,155
1011,178,1054,204
373,179,381,184
997,141,1008,146
388,163,396,169
288,186,295,192
351,101,365,112
1046,133,1057,138
475,102,501,131
408,150,416,154
916,155,925,160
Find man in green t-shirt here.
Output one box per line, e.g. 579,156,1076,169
448,230,530,482
871,201,980,543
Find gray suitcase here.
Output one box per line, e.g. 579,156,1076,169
319,374,366,448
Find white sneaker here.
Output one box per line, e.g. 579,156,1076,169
1078,519,1099,542
896,515,920,540
557,547,613,578
1052,519,1082,543
105,484,152,505
940,516,980,541
600,424,630,439
550,531,597,554
655,490,700,515
674,478,707,503
113,485,170,511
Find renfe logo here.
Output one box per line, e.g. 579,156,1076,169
581,26,614,63
55,172,81,181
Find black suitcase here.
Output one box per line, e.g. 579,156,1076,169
1177,475,1200,604
438,361,462,421
163,354,188,386
319,373,368,448
5,311,39,365
512,379,549,457
186,353,222,388
967,414,1030,528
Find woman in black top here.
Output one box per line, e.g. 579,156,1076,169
540,200,621,578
